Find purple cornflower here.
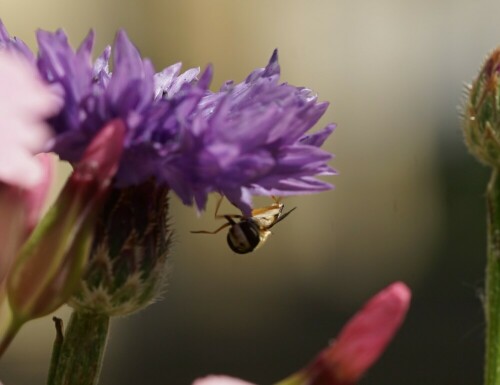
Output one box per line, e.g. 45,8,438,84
0,22,335,214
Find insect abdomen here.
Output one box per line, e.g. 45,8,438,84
227,219,260,254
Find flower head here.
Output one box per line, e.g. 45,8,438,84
1,22,335,213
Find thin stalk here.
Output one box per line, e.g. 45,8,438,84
46,317,64,385
485,169,500,385
49,310,110,385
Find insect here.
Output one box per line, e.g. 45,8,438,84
191,196,297,254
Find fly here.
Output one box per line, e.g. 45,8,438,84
191,196,297,254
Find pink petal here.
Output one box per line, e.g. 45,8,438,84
0,51,61,189
72,119,126,189
193,375,256,385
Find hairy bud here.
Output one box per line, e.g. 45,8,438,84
70,179,172,316
463,48,500,167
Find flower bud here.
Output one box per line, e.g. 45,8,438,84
6,120,125,323
0,154,54,282
463,48,500,167
188,283,410,385
277,282,411,385
69,179,172,316
0,155,54,333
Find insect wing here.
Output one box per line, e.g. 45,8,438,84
251,204,283,228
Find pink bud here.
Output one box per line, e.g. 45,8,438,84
7,119,126,323
305,282,411,385
188,283,411,385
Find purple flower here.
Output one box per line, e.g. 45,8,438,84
162,50,336,214
0,22,335,214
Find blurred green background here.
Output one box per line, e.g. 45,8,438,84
0,0,495,384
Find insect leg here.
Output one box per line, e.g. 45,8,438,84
213,194,224,218
191,222,232,235
214,194,243,220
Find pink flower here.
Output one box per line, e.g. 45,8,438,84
0,51,60,189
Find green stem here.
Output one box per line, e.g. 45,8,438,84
49,310,110,385
485,169,500,385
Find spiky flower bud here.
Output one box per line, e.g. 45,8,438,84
69,179,172,316
463,48,500,167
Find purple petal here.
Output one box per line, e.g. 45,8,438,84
300,123,336,147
